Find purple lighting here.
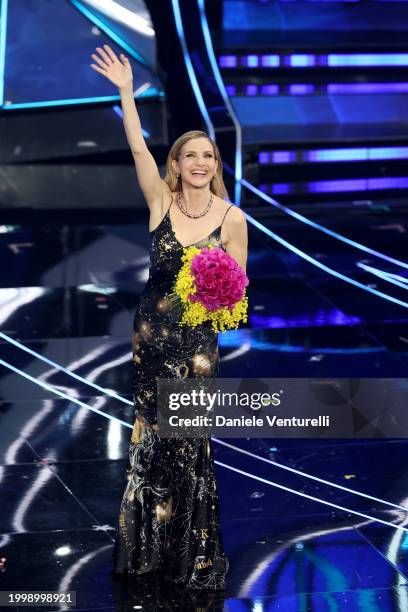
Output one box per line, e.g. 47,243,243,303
245,84,258,96
260,176,408,195
225,84,236,96
290,54,316,67
260,84,279,95
328,82,408,94
261,55,280,67
219,55,237,68
225,81,408,97
272,183,291,195
245,55,259,67
272,151,296,163
308,177,408,193
259,146,408,165
219,53,408,69
329,53,408,67
250,310,361,329
289,84,315,95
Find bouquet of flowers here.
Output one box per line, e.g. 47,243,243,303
169,244,249,333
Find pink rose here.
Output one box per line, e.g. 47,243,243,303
189,247,249,311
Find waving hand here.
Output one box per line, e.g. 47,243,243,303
90,44,133,89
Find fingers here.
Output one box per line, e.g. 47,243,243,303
95,46,113,65
90,63,108,76
91,53,107,69
91,45,129,76
102,44,117,63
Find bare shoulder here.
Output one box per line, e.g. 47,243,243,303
224,202,247,232
227,203,246,223
218,199,247,253
213,196,245,221
221,202,248,271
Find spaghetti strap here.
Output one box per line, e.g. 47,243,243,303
220,204,234,228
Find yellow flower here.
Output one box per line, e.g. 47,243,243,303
170,245,248,333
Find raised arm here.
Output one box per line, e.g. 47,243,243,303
90,44,166,210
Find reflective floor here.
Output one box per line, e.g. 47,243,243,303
1,206,408,610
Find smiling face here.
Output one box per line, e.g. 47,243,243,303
172,137,219,189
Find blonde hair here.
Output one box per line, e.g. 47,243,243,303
164,130,228,200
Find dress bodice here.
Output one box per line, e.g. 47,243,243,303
137,201,231,321
148,204,227,278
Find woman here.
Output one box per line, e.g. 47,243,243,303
90,45,248,590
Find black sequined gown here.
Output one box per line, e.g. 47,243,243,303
113,197,233,590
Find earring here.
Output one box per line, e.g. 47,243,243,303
176,173,180,179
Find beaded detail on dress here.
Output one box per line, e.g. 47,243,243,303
112,198,233,590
